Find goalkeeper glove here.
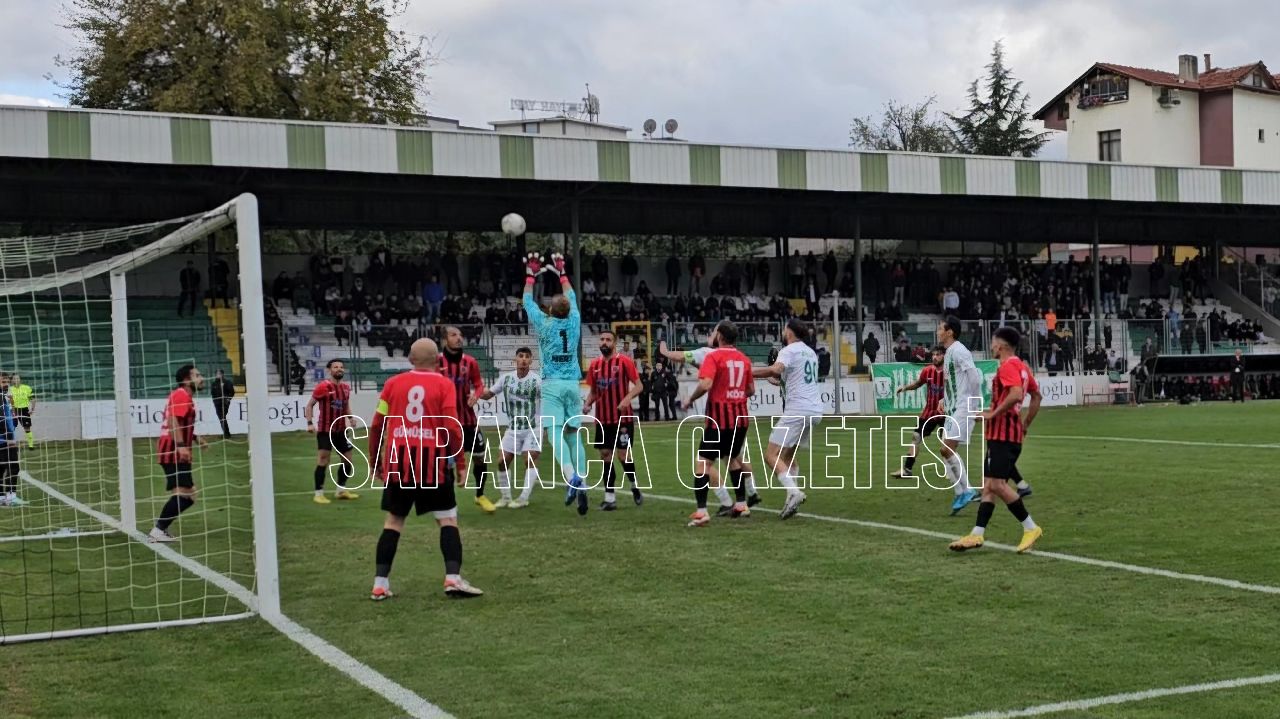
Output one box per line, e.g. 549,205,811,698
524,252,545,279
548,252,567,278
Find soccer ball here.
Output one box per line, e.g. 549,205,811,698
501,213,526,237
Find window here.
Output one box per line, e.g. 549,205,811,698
1057,102,1070,120
522,122,540,135
1098,130,1122,162
1260,129,1267,143
1251,73,1265,88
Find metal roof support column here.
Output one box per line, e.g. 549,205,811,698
1092,215,1102,347
854,215,863,373
571,198,581,309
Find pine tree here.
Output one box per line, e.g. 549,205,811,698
947,41,1051,157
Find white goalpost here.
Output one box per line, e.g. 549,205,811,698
0,193,280,643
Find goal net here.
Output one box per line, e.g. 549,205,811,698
0,194,279,644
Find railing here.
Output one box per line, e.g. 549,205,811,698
1222,250,1280,320
275,314,1275,393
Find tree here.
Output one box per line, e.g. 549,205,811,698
57,0,432,124
947,41,1051,157
850,96,954,153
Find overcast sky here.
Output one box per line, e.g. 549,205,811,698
3,0,1279,159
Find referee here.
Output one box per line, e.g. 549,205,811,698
7,372,34,451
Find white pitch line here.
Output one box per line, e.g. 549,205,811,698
641,493,1280,596
944,672,1280,718
17,471,452,719
1035,434,1280,450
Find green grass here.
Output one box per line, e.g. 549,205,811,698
4,401,1280,718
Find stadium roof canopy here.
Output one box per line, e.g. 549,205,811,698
2,105,1280,246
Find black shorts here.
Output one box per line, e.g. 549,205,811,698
317,429,352,453
1,445,18,477
697,422,747,460
380,447,457,518
918,414,946,438
593,421,633,450
984,440,1022,481
161,462,195,491
14,408,31,431
461,425,487,455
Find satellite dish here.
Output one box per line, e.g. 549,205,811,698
643,118,657,135
664,119,679,135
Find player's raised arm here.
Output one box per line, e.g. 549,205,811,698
546,253,579,321
522,253,546,327
752,358,785,380
656,340,685,365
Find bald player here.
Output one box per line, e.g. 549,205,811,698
369,338,483,600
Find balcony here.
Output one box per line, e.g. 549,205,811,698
1077,91,1128,110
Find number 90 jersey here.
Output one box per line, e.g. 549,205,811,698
524,287,582,381
776,341,823,414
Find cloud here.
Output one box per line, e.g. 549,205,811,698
5,0,1280,150
0,93,59,107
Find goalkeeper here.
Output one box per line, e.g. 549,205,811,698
522,252,591,515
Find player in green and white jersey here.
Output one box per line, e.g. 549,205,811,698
480,347,543,508
752,319,821,520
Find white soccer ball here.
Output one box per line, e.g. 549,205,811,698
501,212,526,237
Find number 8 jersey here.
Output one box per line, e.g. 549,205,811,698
776,341,823,415
373,369,460,455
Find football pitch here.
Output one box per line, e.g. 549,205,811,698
3,401,1280,719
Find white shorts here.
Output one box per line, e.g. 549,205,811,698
500,427,542,456
768,413,823,449
942,410,976,445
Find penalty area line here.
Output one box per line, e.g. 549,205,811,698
942,671,1280,718
641,492,1280,596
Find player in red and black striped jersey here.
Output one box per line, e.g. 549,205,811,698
949,326,1044,554
149,364,208,543
892,346,947,479
1007,366,1041,497
679,320,755,526
584,330,644,510
440,326,496,513
305,359,359,504
368,338,482,599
